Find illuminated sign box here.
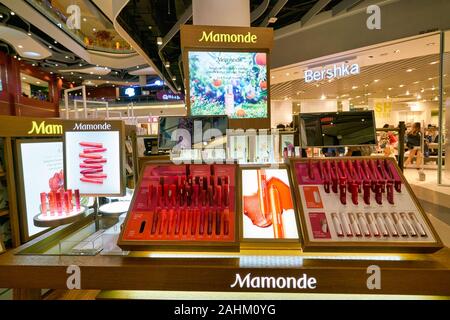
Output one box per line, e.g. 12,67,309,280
304,63,360,83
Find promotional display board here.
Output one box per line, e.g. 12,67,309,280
238,165,300,248
63,120,125,197
118,162,239,251
181,25,274,129
289,157,443,252
15,139,62,240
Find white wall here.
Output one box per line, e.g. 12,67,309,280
193,0,250,27
300,99,338,113
271,100,293,128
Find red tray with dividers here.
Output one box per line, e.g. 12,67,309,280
118,162,239,251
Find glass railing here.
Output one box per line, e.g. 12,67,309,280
26,0,135,54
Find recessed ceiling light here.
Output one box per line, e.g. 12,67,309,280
417,94,422,99
79,76,83,79
71,72,74,75
54,40,57,44
172,76,176,81
406,68,414,72
48,45,52,49
271,75,275,79
50,72,53,74
430,61,439,65
352,86,358,90
36,81,40,84
268,17,278,24
98,76,101,79
65,56,69,59
148,25,153,30
137,65,140,69
22,77,26,80
90,72,93,74
93,28,96,32
434,96,438,101
374,79,379,83
388,87,392,90
399,84,405,88
428,77,433,80
406,90,410,95
83,18,87,22
79,63,83,67
10,11,15,16
165,61,170,68
32,63,36,67
320,94,326,100
61,76,64,79
27,32,32,36
18,45,23,48
17,57,21,61
0,14,3,19
157,37,163,45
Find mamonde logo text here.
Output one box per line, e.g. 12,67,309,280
230,273,317,289
199,31,257,44
28,121,63,135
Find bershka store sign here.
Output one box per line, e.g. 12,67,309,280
230,273,317,289
305,63,360,83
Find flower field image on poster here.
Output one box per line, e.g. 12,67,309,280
189,51,268,118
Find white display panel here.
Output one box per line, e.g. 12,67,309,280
65,131,121,195
19,141,63,237
242,168,299,239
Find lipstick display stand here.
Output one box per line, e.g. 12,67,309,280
118,162,239,251
33,206,87,228
289,157,443,252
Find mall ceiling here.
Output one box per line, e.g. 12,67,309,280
117,0,357,92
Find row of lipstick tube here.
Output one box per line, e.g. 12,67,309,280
148,175,230,208
142,207,231,238
40,189,81,216
330,211,427,238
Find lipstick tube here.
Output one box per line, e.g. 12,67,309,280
182,209,189,235
387,181,394,204
383,213,398,236
363,181,371,205
328,162,338,194
185,185,192,206
408,212,427,237
215,209,222,235
339,176,347,205
357,213,371,237
201,189,206,207
67,189,73,211
151,208,159,235
340,212,352,236
173,209,180,235
40,192,47,216
350,183,358,205
207,209,213,235
215,186,222,207
392,212,407,237
193,184,199,207
207,185,214,206
269,185,284,239
223,184,229,207
223,208,230,236
56,191,63,216
163,184,169,207
366,213,380,237
400,212,416,236
191,209,198,236
159,209,167,235
64,192,70,214
48,192,56,216
375,183,383,205
375,213,389,236
331,213,344,237
199,208,205,235
167,209,174,235
348,213,362,236
169,184,177,206
74,189,80,211
179,185,185,206
157,185,163,207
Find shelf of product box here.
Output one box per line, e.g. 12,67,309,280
288,157,443,253
118,162,239,251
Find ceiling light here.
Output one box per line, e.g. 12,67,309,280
413,81,420,84
98,76,101,79
271,75,275,79
172,76,176,81
136,65,140,69
71,72,73,75
430,61,439,65
50,72,53,74
157,37,163,45
93,28,96,32
106,81,110,84
268,17,278,24
148,25,153,30
13,55,17,59
36,81,40,84
165,61,170,68
65,56,69,59
90,72,93,74
22,77,26,80
320,94,326,100
388,87,392,91
426,42,435,46
355,95,361,98
32,63,36,67
79,76,83,79
399,84,405,88
17,57,21,61
434,96,438,101
27,32,31,36
374,79,379,83
406,90,410,95
54,40,57,44
55,64,58,67
10,11,15,16
0,14,3,19
48,45,52,49
417,94,422,99
83,18,87,22
61,76,64,79
79,63,83,67
18,45,23,49
387,95,390,99
406,68,414,72
394,49,400,53
428,77,433,80
352,86,358,90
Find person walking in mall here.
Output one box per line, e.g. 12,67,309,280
404,122,423,167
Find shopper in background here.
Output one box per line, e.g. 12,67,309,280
404,122,423,167
380,124,398,157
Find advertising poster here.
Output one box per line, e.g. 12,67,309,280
189,51,268,119
241,168,298,239
19,141,63,238
64,121,124,196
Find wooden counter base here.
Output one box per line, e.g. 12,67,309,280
0,246,449,299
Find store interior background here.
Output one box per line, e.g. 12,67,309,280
0,0,450,299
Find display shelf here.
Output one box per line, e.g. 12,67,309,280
33,207,87,228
